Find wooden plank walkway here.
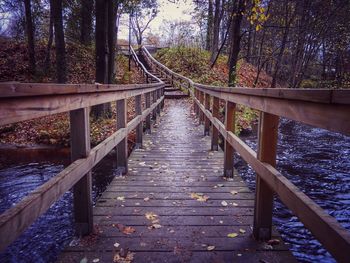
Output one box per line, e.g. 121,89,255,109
58,99,296,263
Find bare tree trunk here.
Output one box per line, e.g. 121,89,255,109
107,0,117,84
228,0,245,87
206,0,213,51
271,1,293,88
92,0,109,118
44,0,54,72
24,0,36,74
52,0,67,83
246,23,253,63
210,0,221,64
80,0,93,45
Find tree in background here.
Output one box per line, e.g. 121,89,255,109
130,0,158,46
51,0,67,83
91,0,119,118
24,0,36,74
80,0,93,45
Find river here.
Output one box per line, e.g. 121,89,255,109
0,118,349,262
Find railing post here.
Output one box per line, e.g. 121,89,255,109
204,93,210,136
116,99,128,174
145,92,151,133
253,112,279,240
199,91,204,124
194,89,199,118
135,95,142,148
224,101,236,177
161,87,164,110
211,97,219,151
152,90,157,122
70,107,93,236
156,89,161,115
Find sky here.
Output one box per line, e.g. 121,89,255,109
118,0,196,41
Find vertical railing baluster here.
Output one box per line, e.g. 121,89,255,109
152,90,157,122
253,112,279,240
70,107,93,236
204,93,210,136
145,92,151,133
199,91,204,124
224,101,236,177
135,94,142,148
156,89,161,116
211,97,219,151
116,99,128,174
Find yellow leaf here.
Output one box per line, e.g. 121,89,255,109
227,233,238,238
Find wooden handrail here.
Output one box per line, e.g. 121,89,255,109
0,51,165,251
141,46,350,263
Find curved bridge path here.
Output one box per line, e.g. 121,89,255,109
58,99,295,262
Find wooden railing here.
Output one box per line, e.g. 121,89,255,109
142,46,350,263
0,46,165,251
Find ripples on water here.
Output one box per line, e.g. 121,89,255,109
236,118,350,263
0,149,118,262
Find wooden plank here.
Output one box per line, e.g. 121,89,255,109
135,95,143,148
195,96,350,262
211,96,219,150
0,82,163,98
194,84,338,104
0,95,165,251
224,101,236,178
0,86,163,126
70,107,93,236
58,250,296,263
253,112,279,240
195,86,350,135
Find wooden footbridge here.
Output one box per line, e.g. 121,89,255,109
0,46,349,262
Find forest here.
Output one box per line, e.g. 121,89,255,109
1,0,349,92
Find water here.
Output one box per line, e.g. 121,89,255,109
0,148,118,263
236,118,350,263
0,118,349,262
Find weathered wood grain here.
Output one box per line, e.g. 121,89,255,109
59,99,295,263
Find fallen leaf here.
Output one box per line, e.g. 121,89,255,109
113,250,135,263
114,242,120,248
217,184,224,187
123,226,136,235
221,201,228,207
230,190,238,195
190,193,209,202
115,224,136,235
239,229,246,234
92,259,100,263
117,196,125,201
207,245,215,251
227,233,238,238
143,197,150,202
145,212,158,221
232,202,238,207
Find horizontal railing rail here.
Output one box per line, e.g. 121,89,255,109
0,52,165,251
142,46,350,263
